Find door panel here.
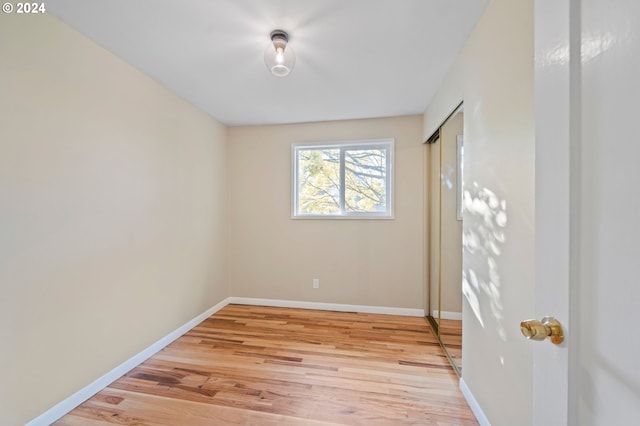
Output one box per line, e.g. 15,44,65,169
576,0,640,423
533,1,573,423
534,0,640,424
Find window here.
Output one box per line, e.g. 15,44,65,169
292,139,394,218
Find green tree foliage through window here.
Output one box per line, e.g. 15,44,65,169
298,149,341,214
293,139,393,218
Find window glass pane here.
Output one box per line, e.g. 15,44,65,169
344,148,387,213
297,149,341,214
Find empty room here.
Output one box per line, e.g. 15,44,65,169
2,0,639,425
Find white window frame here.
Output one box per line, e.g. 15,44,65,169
292,138,394,219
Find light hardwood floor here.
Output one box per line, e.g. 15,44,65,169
56,304,478,425
439,319,462,372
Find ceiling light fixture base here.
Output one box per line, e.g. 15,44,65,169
270,29,289,43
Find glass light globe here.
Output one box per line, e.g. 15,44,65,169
265,30,295,77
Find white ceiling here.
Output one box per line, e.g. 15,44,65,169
48,0,489,126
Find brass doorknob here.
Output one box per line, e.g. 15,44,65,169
520,317,564,345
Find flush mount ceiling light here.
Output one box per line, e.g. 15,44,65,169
264,29,295,77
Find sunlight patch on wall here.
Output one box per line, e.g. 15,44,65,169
462,182,508,341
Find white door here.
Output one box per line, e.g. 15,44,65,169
534,0,640,425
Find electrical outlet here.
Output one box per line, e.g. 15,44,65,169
312,278,319,289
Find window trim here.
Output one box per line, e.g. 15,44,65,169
291,138,395,219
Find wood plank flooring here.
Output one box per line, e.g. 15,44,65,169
439,319,462,372
56,304,478,425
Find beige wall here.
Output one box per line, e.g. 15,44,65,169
227,116,424,309
0,14,228,425
423,0,534,425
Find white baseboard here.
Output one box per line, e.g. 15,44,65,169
431,310,463,320
228,297,424,317
460,377,491,426
26,298,231,426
